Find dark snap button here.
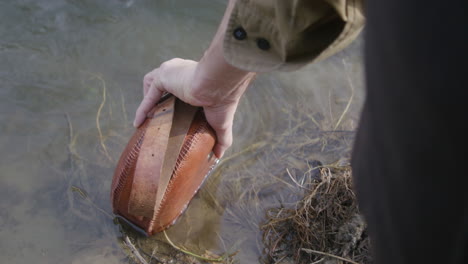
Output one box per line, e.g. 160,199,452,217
256,38,270,51
233,27,247,40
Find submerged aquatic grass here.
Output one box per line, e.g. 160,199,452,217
197,59,369,264
66,57,365,264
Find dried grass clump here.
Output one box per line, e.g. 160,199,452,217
261,166,372,264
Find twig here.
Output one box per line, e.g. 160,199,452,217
124,236,149,264
304,111,321,129
328,89,334,128
88,72,113,162
311,258,325,264
333,59,355,131
286,168,308,190
301,248,360,264
120,88,128,125
65,113,73,152
64,113,85,163
64,113,75,178
219,141,267,166
70,185,114,219
163,230,228,263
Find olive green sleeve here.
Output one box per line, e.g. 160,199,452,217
223,0,365,72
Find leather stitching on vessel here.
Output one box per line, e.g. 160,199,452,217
111,128,146,208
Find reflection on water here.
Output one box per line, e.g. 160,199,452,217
0,0,364,263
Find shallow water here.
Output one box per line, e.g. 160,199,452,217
0,1,364,263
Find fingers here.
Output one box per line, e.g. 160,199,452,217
135,58,247,157
212,127,233,158
143,76,151,96
133,75,164,127
135,60,198,127
143,68,158,96
203,102,238,158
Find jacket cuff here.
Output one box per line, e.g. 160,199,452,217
223,0,365,72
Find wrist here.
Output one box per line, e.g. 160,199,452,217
189,0,255,107
190,46,255,106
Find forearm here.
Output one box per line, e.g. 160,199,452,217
135,0,257,158
191,0,256,106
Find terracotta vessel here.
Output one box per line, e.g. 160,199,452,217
110,95,218,235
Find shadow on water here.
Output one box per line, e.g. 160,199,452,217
0,1,364,263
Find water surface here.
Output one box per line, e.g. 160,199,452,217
0,1,364,263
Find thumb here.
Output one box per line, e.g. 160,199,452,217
133,76,164,127
203,102,238,158
212,126,233,158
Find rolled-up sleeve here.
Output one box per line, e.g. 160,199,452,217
223,0,365,72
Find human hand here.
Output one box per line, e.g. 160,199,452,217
133,58,255,158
